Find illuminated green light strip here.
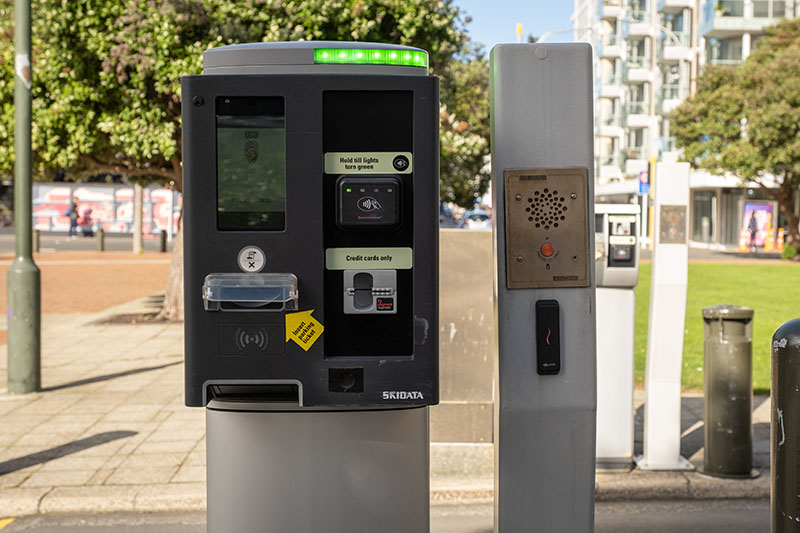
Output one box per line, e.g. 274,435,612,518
314,48,429,68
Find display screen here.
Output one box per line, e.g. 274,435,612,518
216,97,285,231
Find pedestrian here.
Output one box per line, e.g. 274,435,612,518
80,206,94,237
68,196,79,238
747,211,758,252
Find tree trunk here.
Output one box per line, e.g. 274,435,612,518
776,180,800,250
780,203,800,250
159,216,184,321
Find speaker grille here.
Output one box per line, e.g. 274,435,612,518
524,188,568,231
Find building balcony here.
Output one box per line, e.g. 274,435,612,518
624,148,649,175
625,102,651,127
623,58,655,83
658,0,696,14
623,16,658,38
599,156,624,182
658,83,686,114
602,0,624,19
599,115,625,138
601,79,624,99
600,70,624,97
601,33,624,58
701,0,785,39
661,31,693,62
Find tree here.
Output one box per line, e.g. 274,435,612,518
671,18,800,249
439,43,490,207
0,0,474,319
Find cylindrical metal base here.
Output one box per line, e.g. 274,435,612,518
206,404,430,533
771,318,800,532
702,306,754,477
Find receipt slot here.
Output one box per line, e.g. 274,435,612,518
594,203,640,470
182,42,438,533
490,44,597,532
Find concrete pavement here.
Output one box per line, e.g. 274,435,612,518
0,291,772,517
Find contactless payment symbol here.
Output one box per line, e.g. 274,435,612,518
237,246,266,273
357,197,383,212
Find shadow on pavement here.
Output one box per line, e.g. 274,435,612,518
0,430,137,475
41,360,182,392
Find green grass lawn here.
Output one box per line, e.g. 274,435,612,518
634,261,800,394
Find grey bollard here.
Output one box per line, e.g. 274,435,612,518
159,229,167,252
700,305,758,478
33,229,40,253
771,318,800,532
96,228,105,252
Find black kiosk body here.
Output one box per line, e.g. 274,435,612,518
182,42,438,532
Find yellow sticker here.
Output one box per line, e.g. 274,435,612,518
0,518,15,530
285,309,324,351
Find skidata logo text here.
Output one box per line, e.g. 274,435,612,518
382,391,424,400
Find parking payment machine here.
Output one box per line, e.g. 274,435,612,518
594,203,640,470
182,42,438,532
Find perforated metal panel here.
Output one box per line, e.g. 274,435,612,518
504,168,590,289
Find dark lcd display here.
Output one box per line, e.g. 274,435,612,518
216,97,285,231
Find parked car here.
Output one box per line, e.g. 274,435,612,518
439,203,459,228
461,209,492,229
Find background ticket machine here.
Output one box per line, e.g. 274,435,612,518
595,203,640,470
182,41,438,533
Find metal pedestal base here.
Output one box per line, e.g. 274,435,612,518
634,454,695,471
596,287,635,471
206,404,430,533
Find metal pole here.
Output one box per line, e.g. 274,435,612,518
491,44,597,531
96,228,105,252
132,182,143,254
771,318,800,532
167,189,174,243
7,0,41,394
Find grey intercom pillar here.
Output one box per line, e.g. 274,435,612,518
595,203,640,471
490,44,597,532
182,42,439,533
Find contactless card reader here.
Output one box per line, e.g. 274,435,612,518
337,176,401,229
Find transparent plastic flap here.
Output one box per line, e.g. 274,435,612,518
202,273,298,312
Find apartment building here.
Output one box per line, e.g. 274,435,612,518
572,0,798,247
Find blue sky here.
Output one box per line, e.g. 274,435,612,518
454,0,575,51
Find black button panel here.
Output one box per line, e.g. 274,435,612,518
535,300,561,375
337,176,401,229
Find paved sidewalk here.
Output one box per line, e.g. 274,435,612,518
0,294,772,516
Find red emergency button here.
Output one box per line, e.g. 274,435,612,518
540,243,555,257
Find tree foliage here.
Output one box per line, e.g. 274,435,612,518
0,1,489,319
672,18,800,247
439,43,490,207
0,0,477,191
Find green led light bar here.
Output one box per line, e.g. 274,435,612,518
314,48,429,69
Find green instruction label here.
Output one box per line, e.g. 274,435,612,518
325,247,413,270
324,152,413,175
